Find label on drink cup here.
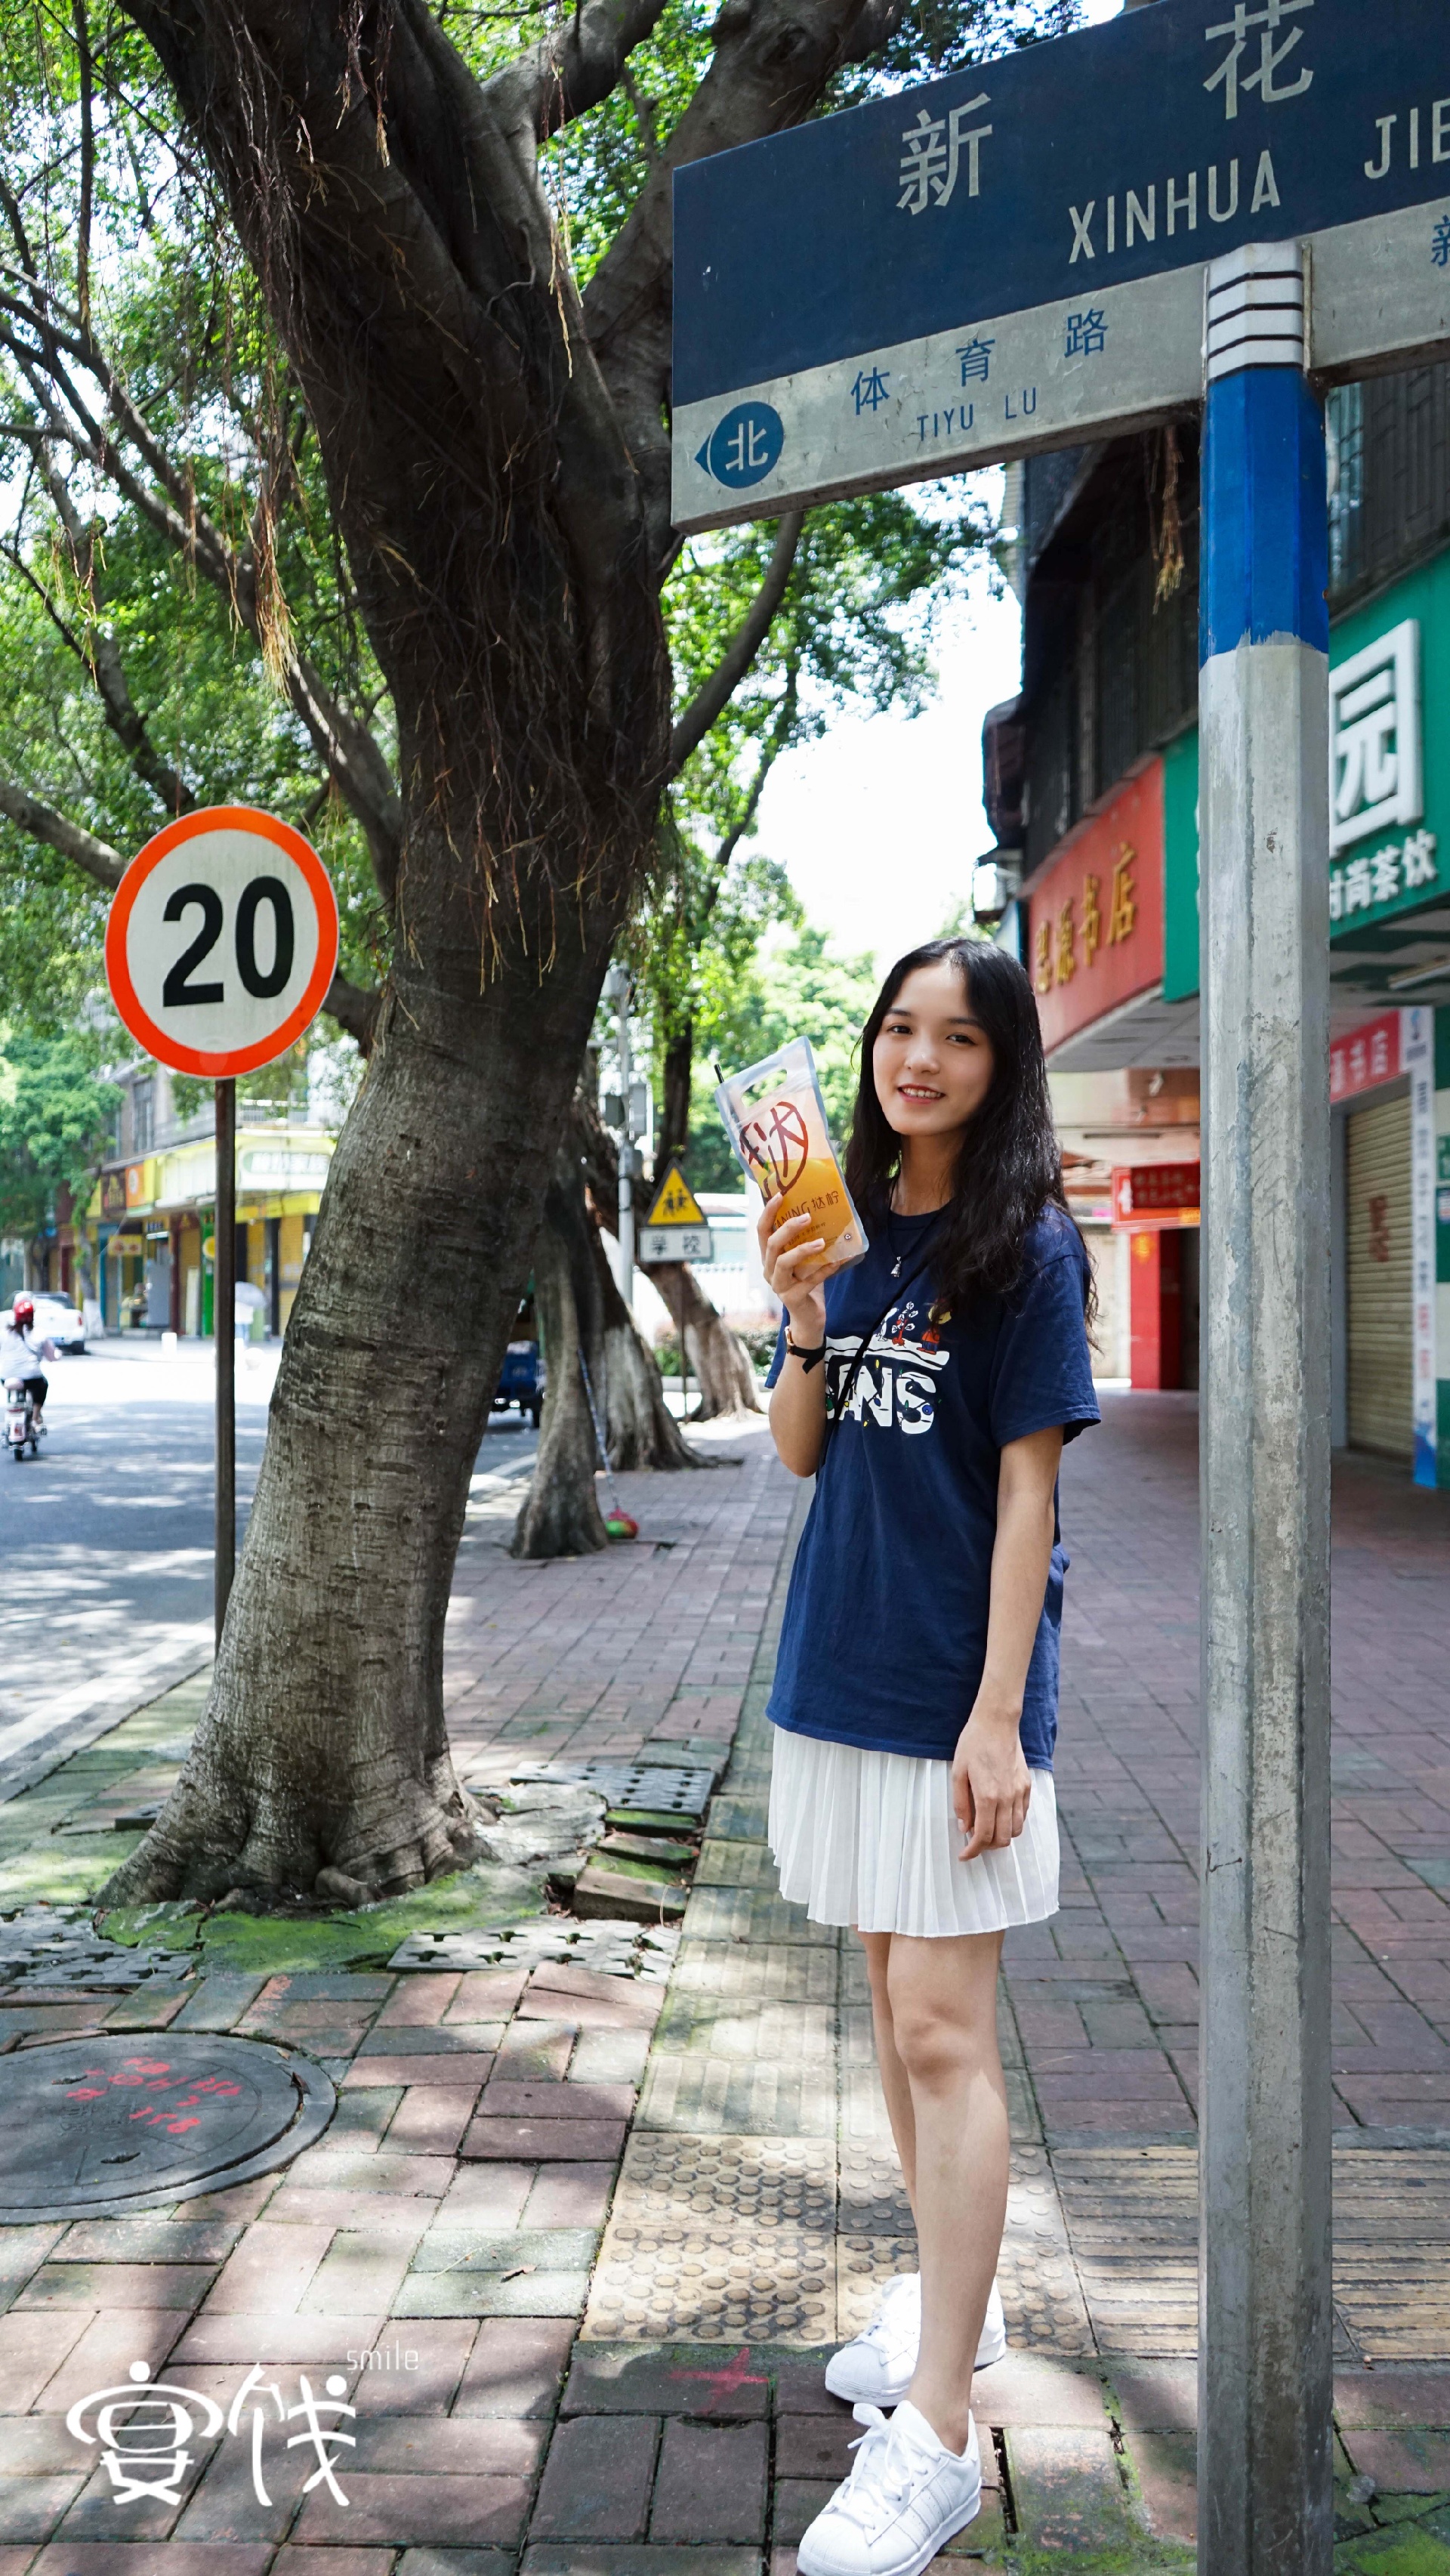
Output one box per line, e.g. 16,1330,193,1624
714,1036,868,1275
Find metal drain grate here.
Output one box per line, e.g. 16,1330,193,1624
509,1759,718,1819
0,1907,193,1994
387,1916,680,1981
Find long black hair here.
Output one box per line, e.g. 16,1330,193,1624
843,937,1094,1320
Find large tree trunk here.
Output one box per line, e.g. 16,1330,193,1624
106,918,634,1906
512,1126,699,1558
512,1166,612,1562
648,1260,764,1419
591,1220,700,1471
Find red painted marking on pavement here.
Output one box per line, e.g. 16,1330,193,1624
668,2346,767,2398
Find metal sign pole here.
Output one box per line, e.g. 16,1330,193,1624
1198,245,1334,2572
214,1075,236,1647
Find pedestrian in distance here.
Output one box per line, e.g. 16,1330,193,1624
758,937,1099,2576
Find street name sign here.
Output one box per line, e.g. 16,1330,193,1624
639,1164,714,1265
673,0,1450,530
105,806,339,1077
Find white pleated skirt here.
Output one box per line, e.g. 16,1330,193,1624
767,1724,1060,1938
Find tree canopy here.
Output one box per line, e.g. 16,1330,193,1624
0,1030,116,1242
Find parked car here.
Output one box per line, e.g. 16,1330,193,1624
494,1339,544,1426
1,1293,85,1354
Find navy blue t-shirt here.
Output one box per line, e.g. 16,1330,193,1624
764,1204,1099,1769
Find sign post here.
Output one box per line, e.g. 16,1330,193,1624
670,5,1450,2563
640,1165,714,1417
214,1074,237,1639
1198,243,1333,2570
104,807,339,1645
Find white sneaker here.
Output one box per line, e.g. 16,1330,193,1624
796,2398,981,2576
824,2274,1006,2404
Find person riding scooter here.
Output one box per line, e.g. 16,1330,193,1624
2,1295,49,1431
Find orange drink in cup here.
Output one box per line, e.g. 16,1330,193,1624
715,1038,868,1277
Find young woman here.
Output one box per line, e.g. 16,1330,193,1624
759,937,1098,2576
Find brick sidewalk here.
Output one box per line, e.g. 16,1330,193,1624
0,1400,1445,2568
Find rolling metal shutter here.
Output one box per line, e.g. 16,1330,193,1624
1347,1092,1412,1461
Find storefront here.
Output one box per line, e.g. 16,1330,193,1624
1328,1005,1445,1483
1159,541,1450,1484
87,1126,335,1337
1025,764,1202,1382
1165,556,1450,1021
1111,1162,1202,1394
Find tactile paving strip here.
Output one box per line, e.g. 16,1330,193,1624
693,1839,779,1889
653,1991,836,2064
1052,2141,1450,2362
637,2048,838,2136
999,2143,1097,2354
669,1941,839,2004
1050,2144,1196,2356
683,1886,838,1946
583,2133,838,2344
838,2144,914,2238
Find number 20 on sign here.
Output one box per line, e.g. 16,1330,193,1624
104,806,339,1078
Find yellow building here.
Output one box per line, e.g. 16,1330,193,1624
88,1124,336,1337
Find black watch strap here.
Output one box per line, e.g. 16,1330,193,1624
785,1335,828,1375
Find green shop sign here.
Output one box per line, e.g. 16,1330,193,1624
1163,545,1450,1000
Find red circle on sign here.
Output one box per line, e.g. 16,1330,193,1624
104,805,339,1077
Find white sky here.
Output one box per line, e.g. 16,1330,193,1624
754,0,1125,972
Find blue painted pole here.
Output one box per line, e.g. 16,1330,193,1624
1198,244,1334,2575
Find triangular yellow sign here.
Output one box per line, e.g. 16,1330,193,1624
644,1162,706,1228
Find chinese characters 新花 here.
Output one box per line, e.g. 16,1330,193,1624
898,96,992,215
1203,0,1315,122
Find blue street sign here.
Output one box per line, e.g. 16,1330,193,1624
672,0,1450,529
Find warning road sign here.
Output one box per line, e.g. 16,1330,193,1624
644,1166,708,1228
640,1163,713,1265
105,806,340,1078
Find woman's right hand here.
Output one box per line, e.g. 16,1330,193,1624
758,1192,828,1342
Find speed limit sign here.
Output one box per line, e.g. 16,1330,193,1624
104,805,339,1076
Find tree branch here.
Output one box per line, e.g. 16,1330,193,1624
582,0,907,564
0,280,404,894
0,774,124,888
481,0,674,148
26,439,196,817
668,511,804,777
73,0,95,323
322,971,383,1052
708,662,798,885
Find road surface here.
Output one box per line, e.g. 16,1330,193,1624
0,1338,538,1799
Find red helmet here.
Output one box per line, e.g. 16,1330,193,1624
12,1295,34,1325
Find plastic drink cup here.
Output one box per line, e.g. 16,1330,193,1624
714,1037,868,1276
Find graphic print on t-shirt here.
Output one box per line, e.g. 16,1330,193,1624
828,1295,954,1438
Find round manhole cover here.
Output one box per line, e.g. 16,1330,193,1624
0,2036,335,2219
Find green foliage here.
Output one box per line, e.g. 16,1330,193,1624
687,925,882,1188
0,0,1066,1099
0,1033,117,1239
